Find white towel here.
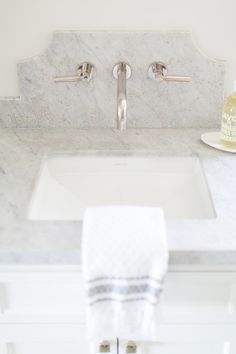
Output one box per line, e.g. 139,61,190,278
82,206,168,341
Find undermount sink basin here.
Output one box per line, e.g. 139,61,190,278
28,155,215,220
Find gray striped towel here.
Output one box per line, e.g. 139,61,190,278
82,206,168,340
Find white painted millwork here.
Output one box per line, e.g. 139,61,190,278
0,343,8,354
0,266,236,354
0,284,7,314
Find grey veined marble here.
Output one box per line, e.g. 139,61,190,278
0,31,226,128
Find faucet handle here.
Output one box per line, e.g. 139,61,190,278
148,62,191,82
54,62,94,83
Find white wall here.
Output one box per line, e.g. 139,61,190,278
0,0,235,96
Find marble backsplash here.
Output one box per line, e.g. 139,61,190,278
0,31,226,128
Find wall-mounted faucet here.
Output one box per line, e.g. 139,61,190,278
148,62,191,82
53,60,190,131
113,62,132,131
54,62,94,83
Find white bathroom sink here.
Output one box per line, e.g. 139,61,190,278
28,155,215,220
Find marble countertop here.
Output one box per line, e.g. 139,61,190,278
0,127,235,265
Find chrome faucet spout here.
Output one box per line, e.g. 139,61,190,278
113,62,131,131
117,64,127,131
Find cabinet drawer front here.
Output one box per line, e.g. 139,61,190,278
160,272,236,323
0,272,86,321
0,271,236,324
0,281,85,319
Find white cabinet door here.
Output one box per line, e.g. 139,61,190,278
0,342,233,354
2,324,234,354
0,323,90,354
0,342,90,354
144,340,233,354
121,325,236,354
1,267,236,354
